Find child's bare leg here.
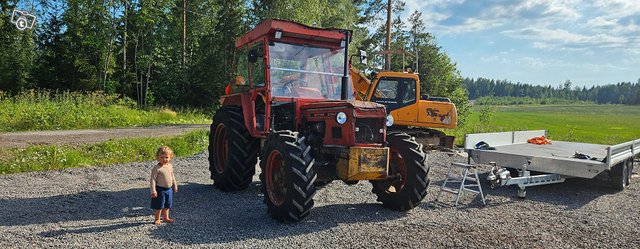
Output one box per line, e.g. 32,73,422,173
162,208,175,223
153,209,162,224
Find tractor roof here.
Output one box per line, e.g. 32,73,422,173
235,19,352,48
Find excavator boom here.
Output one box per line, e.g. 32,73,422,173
350,67,372,101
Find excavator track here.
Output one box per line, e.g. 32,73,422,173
388,127,455,151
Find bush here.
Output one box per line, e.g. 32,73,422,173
0,89,209,131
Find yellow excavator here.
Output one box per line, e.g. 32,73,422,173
350,61,458,148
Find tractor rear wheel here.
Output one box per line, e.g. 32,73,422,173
371,133,429,211
259,131,317,222
208,106,259,191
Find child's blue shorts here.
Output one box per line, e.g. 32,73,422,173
151,185,173,210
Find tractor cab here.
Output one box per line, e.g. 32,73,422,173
221,19,365,138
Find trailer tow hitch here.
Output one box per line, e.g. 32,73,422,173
487,166,511,188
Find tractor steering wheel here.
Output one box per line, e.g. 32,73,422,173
280,79,307,96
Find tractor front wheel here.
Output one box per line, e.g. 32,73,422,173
208,106,259,191
371,133,429,211
259,131,317,222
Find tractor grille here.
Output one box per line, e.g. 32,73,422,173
354,118,384,144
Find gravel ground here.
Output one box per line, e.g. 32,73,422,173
0,150,638,248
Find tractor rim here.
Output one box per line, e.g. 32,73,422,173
213,123,227,173
387,149,408,193
266,150,286,206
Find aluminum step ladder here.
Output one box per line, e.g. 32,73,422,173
435,162,486,206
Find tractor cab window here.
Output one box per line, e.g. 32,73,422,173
231,46,250,93
269,42,346,99
249,42,265,87
371,77,417,110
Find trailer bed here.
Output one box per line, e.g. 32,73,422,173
489,141,607,163
464,130,640,179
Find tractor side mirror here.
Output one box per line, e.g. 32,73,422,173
248,46,264,63
248,49,258,63
359,50,368,64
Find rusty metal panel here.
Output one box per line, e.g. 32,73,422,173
337,147,389,181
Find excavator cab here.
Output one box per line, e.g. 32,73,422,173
350,64,458,148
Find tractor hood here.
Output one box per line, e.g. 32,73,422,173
299,100,387,146
300,100,385,112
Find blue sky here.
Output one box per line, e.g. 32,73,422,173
400,0,640,87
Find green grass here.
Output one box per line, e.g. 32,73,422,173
453,104,640,145
0,130,209,174
0,90,210,132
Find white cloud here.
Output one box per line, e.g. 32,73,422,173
502,27,628,50
510,0,581,20
594,0,640,18
440,17,505,34
586,17,618,28
479,53,629,73
403,0,584,35
518,57,547,68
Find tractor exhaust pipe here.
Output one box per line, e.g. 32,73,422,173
341,30,351,100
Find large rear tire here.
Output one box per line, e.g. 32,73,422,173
371,133,429,211
259,131,317,222
208,106,259,191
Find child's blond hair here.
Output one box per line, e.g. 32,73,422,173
156,146,174,158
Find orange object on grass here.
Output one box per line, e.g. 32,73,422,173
527,136,552,145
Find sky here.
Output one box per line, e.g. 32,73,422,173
399,0,640,87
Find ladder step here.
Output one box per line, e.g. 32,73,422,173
462,188,480,194
445,176,478,182
446,176,463,181
440,188,459,195
464,177,479,182
452,162,475,168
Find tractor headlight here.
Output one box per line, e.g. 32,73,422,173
386,114,394,127
336,112,347,125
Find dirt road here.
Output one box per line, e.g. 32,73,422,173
0,124,209,148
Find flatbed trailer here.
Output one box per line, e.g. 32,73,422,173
464,130,640,197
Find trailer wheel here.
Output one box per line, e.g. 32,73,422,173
208,106,259,191
627,159,634,186
371,133,429,211
610,159,631,190
259,131,317,222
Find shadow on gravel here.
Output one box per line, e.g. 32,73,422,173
38,222,147,237
0,188,152,228
149,182,407,245
427,171,619,210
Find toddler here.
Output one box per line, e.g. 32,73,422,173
150,146,178,224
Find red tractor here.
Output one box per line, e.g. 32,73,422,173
208,19,430,222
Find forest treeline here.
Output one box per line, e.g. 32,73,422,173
464,77,640,105
0,0,469,120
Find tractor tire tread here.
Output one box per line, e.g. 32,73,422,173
260,130,317,223
208,106,259,191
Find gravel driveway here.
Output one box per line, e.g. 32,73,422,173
0,124,209,148
0,151,638,248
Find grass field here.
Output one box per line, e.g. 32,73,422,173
454,104,640,145
0,130,208,174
